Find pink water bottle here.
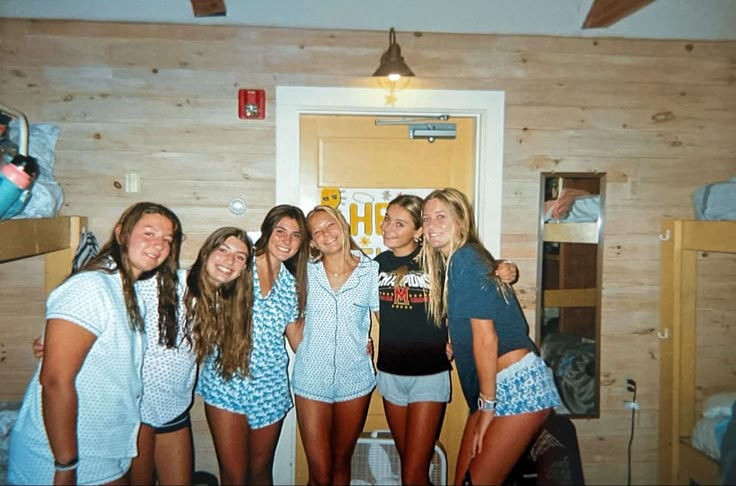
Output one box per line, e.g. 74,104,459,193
0,154,39,220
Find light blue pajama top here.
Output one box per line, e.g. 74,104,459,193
292,252,379,403
8,271,145,484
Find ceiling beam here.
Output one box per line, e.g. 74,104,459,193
582,0,656,29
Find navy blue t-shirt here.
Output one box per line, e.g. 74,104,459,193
447,245,535,409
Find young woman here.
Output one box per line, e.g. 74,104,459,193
132,226,254,485
291,205,379,485
31,226,254,485
421,188,560,486
196,205,309,485
375,194,518,485
9,202,182,486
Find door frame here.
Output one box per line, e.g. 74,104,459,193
274,86,505,484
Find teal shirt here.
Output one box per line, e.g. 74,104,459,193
447,245,535,409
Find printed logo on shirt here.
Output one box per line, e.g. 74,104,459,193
378,269,430,309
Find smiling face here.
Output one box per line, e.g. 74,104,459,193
308,210,345,257
381,204,422,257
267,216,303,262
205,235,250,287
121,213,175,279
422,197,457,256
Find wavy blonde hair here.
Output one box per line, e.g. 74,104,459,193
306,205,364,265
421,188,509,326
188,227,254,379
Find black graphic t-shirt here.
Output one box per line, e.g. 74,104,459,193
374,246,451,376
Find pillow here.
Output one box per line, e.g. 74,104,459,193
704,392,736,418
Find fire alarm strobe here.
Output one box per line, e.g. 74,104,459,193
238,89,266,119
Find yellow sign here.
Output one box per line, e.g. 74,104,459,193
320,188,431,256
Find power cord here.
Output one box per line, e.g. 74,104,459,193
626,378,638,486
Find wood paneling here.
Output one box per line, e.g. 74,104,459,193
1,18,735,485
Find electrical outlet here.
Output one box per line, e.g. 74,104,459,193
624,377,638,410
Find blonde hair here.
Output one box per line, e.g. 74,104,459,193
422,188,509,326
306,205,364,265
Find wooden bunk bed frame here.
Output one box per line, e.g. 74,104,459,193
658,219,736,485
0,216,86,297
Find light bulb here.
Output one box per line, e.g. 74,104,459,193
388,73,401,82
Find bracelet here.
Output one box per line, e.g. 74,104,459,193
54,456,79,472
479,392,496,401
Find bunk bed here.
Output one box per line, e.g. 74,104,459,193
658,219,736,485
0,216,86,293
0,216,85,483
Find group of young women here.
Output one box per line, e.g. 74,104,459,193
8,188,560,486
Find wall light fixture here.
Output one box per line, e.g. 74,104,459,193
373,28,414,105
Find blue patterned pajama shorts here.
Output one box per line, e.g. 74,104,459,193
494,352,560,416
196,358,293,429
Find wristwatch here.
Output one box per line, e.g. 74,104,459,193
478,397,496,412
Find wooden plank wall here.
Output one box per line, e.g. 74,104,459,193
1,19,735,484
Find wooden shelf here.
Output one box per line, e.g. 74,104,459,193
543,221,599,244
543,288,598,308
0,216,86,293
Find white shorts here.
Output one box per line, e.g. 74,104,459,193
377,370,451,406
8,441,130,486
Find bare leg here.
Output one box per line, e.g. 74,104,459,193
455,409,550,486
402,401,446,485
295,396,334,486
205,403,250,485
330,394,371,485
246,419,284,485
154,426,193,485
105,474,130,486
383,399,409,464
129,423,155,486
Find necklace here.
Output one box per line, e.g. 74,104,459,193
325,265,346,278
325,257,356,279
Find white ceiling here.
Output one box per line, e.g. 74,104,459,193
2,0,736,41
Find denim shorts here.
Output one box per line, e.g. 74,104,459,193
377,370,451,406
495,352,560,416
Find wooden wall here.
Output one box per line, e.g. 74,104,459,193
1,18,735,484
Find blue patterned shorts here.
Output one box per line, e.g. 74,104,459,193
196,357,293,429
495,352,560,416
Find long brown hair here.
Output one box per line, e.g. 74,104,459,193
188,227,254,379
83,202,182,334
253,205,309,319
421,188,508,326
